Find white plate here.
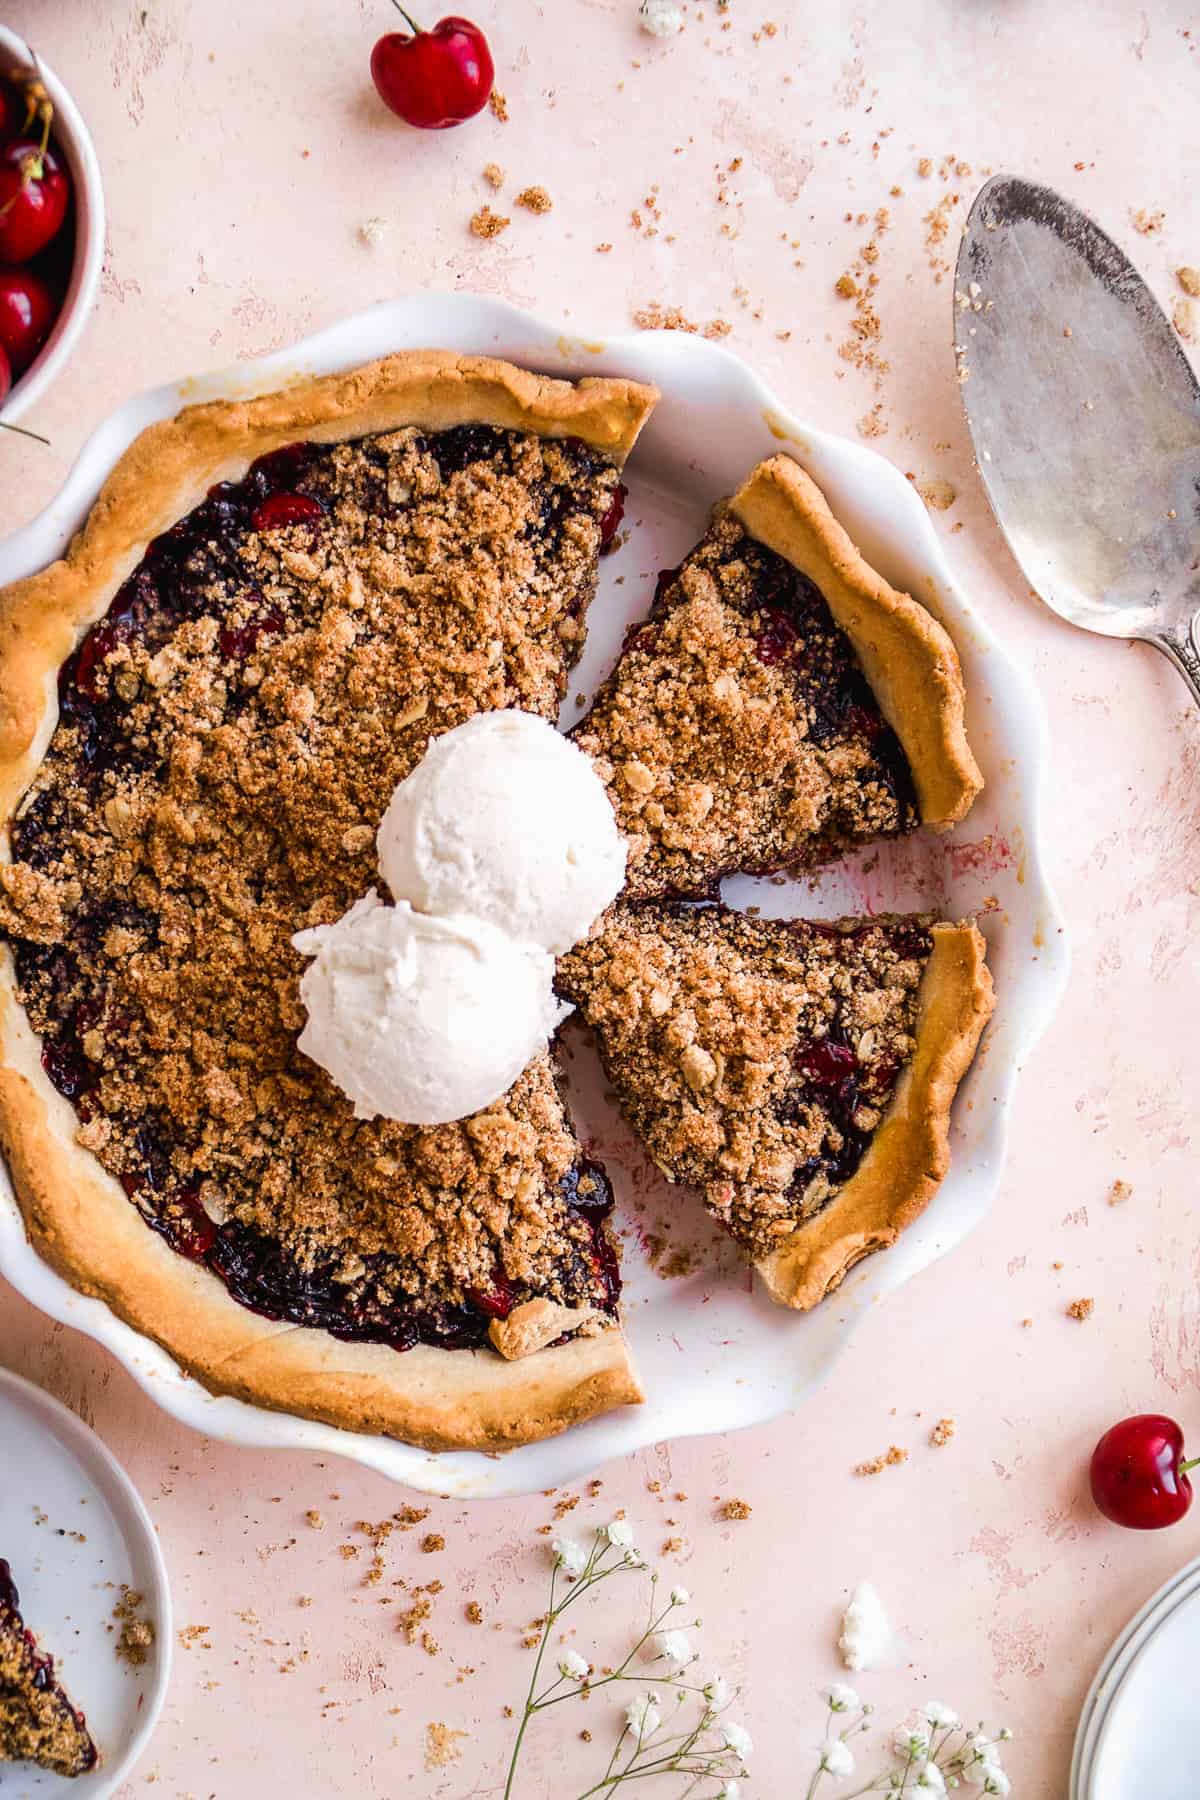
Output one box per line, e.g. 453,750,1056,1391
0,1367,172,1796
1069,1556,1200,1799
1086,1567,1200,1799
0,294,1068,1497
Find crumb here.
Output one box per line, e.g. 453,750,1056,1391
421,1534,446,1554
515,185,552,214
917,157,933,177
930,1417,956,1448
916,478,956,511
835,273,858,299
178,1624,211,1650
587,1479,603,1497
1108,1178,1133,1205
338,1544,358,1561
1067,1297,1095,1321
465,1602,483,1624
113,1587,156,1668
858,402,888,439
357,217,387,248
1131,207,1164,234
1173,298,1196,340
596,242,613,253
470,205,510,240
483,162,504,189
580,1728,593,1742
424,1722,468,1771
553,1495,581,1519
633,301,732,339
1021,1317,1033,1328
1178,266,1200,296
489,88,509,122
1052,1260,1064,1271
854,1445,909,1476
298,1595,313,1608
662,1536,685,1554
718,1498,752,1521
393,1506,431,1528
305,1510,325,1530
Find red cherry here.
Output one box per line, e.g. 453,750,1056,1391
1090,1414,1197,1530
0,341,10,405
0,139,69,264
250,492,324,532
371,10,494,130
0,267,55,374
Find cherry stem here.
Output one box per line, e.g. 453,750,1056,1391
389,0,423,31
1180,1456,1200,1475
0,419,51,445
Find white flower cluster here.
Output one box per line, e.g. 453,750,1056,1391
803,1689,1013,1797
638,0,685,36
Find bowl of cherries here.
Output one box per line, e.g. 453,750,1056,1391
0,27,104,428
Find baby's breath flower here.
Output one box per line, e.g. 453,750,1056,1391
653,1628,694,1664
982,1770,1010,1797
669,1584,690,1605
715,1785,741,1800
823,1682,860,1713
819,1738,855,1777
923,1700,960,1729
557,1650,589,1681
605,1519,636,1550
997,1727,1013,1742
625,1691,660,1739
550,1534,588,1577
916,1763,947,1793
703,1673,730,1708
721,1720,753,1761
895,1725,931,1760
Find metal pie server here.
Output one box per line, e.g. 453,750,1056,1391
956,174,1200,707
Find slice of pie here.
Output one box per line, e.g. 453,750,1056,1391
557,901,993,1308
0,1559,97,1778
0,352,657,1451
574,454,982,899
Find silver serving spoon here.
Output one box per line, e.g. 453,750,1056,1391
956,174,1200,707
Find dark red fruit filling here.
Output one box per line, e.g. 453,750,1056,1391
598,481,627,551
0,1558,98,1771
250,492,325,533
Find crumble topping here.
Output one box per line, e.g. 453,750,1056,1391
1,425,625,1341
0,1562,97,1778
558,903,931,1259
573,509,915,899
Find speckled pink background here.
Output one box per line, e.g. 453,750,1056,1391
1,2,1198,1794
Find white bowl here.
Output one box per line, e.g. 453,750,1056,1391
0,26,105,424
0,294,1069,1497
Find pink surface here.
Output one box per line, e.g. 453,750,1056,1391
1,2,1198,1794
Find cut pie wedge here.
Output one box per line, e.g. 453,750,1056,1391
0,1559,97,1779
557,902,994,1308
0,353,656,1452
574,454,982,899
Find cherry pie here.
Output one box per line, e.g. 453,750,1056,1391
0,1558,97,1779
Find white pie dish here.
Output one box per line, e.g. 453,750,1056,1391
0,293,1068,1497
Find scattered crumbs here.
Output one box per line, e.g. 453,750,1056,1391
298,1595,313,1609
1108,1178,1133,1206
1173,298,1196,341
580,1728,593,1742
916,477,957,511
489,88,509,122
338,1543,359,1561
1067,1297,1095,1321
917,156,933,177
647,1479,662,1494
1021,1317,1033,1329
587,1479,603,1498
424,1722,468,1771
1131,207,1164,235
359,1518,397,1585
662,1536,685,1554
834,273,858,299
633,301,732,339
178,1624,211,1651
1051,1260,1064,1271
515,185,552,214
854,1445,909,1477
1178,266,1200,297
470,205,510,240
465,1601,484,1624
554,1494,581,1519
357,217,387,248
421,1534,446,1554
674,1491,688,1502
718,1498,752,1521
930,1417,957,1448
595,242,613,254
483,162,504,189
503,1706,514,1720
393,1505,431,1529
305,1509,325,1530
112,1587,156,1668
858,402,888,439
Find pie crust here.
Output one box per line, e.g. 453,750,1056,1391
730,455,983,829
755,921,994,1308
0,352,655,1453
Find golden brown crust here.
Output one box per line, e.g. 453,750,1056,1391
755,921,994,1309
729,455,982,829
0,351,657,822
0,353,654,1451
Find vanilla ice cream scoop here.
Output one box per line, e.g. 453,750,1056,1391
378,711,627,956
292,891,569,1126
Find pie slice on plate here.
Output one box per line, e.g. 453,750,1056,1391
0,352,657,1451
557,901,994,1308
0,1558,97,1778
574,454,983,899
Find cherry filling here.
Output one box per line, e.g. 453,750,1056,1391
598,481,627,552
0,1559,97,1767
